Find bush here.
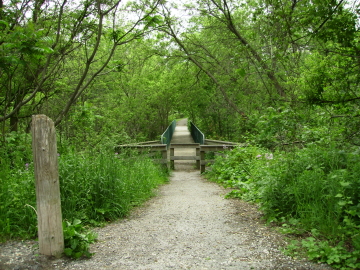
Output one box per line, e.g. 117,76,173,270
59,149,168,224
206,143,360,269
63,219,97,259
0,146,168,241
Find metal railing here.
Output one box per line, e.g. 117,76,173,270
190,121,205,145
161,120,176,148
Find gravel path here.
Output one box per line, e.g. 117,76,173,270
0,119,331,269
0,171,331,270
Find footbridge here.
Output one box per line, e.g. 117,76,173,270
115,119,238,172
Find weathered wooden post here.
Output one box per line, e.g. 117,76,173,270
32,115,64,257
170,146,175,170
196,147,200,170
162,148,168,170
200,149,206,173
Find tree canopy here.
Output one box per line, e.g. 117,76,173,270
2,1,360,267
0,0,359,147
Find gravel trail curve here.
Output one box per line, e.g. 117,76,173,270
0,168,331,270
54,171,329,270
0,119,331,269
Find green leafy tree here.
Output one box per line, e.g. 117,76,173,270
0,0,163,137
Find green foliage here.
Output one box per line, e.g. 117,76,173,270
206,143,360,268
59,149,168,223
0,131,33,168
206,146,270,202
246,107,302,149
0,132,36,241
0,23,53,71
260,145,360,234
63,219,97,259
284,237,360,269
2,0,360,267
0,161,37,241
0,139,168,241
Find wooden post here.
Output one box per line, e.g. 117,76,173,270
32,115,64,257
170,147,174,170
200,150,205,173
196,147,200,170
162,149,168,169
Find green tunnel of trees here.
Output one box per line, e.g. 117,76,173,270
2,0,360,267
1,0,359,148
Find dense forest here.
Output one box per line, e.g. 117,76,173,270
1,0,360,268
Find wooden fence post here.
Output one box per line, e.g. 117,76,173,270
162,148,168,170
200,150,205,173
196,147,200,170
32,115,64,257
170,146,175,170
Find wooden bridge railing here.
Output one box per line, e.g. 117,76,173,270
161,120,177,148
170,143,200,170
114,125,241,172
114,142,168,167
190,121,205,145
200,144,237,173
169,141,239,172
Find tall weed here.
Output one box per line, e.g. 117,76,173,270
0,132,36,240
0,143,168,241
59,149,168,224
206,143,360,269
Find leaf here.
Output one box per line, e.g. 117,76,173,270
0,20,9,29
64,248,73,256
236,68,246,77
64,225,75,238
340,181,351,187
71,238,79,250
338,201,347,206
73,219,82,226
73,252,83,259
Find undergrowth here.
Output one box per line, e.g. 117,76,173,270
63,219,97,259
206,144,360,269
0,132,168,251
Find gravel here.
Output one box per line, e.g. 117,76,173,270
0,170,332,270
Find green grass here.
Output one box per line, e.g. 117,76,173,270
206,144,360,269
59,149,168,224
0,162,38,240
0,148,168,241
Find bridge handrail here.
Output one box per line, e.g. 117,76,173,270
190,121,205,145
161,120,177,148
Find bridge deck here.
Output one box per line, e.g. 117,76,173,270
170,119,197,171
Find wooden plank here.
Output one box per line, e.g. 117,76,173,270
205,139,237,145
196,147,200,169
116,141,160,146
201,145,237,152
200,151,205,173
170,156,200,160
201,160,215,165
136,141,161,145
118,144,166,149
170,143,200,149
31,115,64,258
170,147,174,169
162,150,168,168
115,144,166,152
152,159,168,164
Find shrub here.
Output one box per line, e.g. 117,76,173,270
0,147,168,242
206,143,360,269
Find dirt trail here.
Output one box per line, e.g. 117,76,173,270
0,119,330,269
56,119,329,269
59,172,291,269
